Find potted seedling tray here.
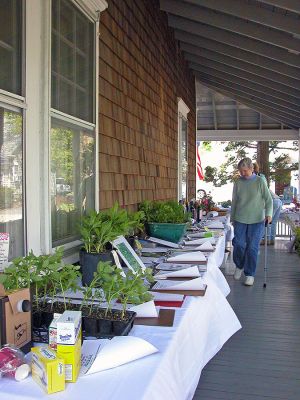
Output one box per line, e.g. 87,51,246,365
32,302,136,342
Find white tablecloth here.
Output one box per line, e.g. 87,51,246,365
0,230,241,400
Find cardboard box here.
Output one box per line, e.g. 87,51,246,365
57,330,82,383
57,311,81,345
48,313,62,351
0,286,32,353
31,346,65,394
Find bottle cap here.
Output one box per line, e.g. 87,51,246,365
15,364,30,381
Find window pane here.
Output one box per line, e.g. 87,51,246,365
0,0,22,94
51,0,94,122
51,118,95,246
180,118,188,201
0,107,24,260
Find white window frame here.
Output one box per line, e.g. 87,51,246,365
177,98,190,201
24,0,107,260
0,0,27,259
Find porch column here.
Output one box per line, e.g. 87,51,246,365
298,129,300,199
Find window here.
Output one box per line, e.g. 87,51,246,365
0,0,22,95
179,117,188,201
178,99,190,201
0,106,24,259
51,0,96,248
51,0,94,122
51,118,95,247
0,0,24,261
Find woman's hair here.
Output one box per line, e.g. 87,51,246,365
253,161,260,173
237,157,253,170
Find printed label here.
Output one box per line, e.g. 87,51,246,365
65,364,73,381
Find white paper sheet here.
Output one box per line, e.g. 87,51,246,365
167,251,206,263
184,237,216,245
149,291,184,302
129,301,158,317
80,337,158,375
205,221,224,229
141,247,170,253
147,237,182,249
195,242,214,251
187,232,207,239
152,277,206,291
156,262,197,271
154,266,200,279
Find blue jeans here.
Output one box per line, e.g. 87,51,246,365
269,198,282,241
232,221,265,277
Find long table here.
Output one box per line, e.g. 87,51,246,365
0,229,241,400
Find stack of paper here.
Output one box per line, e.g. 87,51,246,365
195,241,214,251
166,251,206,264
154,265,200,279
146,237,182,249
152,277,206,291
205,221,224,229
187,232,207,239
184,237,216,246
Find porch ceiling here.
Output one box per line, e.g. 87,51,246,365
160,0,300,139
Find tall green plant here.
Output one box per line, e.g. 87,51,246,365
95,261,154,319
139,200,190,224
80,203,137,253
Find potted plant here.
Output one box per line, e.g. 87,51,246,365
0,248,81,343
79,202,138,286
81,261,154,337
139,200,191,243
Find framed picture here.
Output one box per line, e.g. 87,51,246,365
111,236,146,273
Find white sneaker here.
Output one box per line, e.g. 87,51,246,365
234,268,243,280
244,276,254,286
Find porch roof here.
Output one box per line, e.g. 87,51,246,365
160,0,300,140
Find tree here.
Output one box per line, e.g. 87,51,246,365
203,140,298,187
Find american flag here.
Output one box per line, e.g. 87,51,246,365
196,144,204,180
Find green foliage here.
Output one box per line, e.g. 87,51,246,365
221,200,232,208
127,210,145,236
139,200,190,224
0,248,81,311
95,261,154,319
202,140,298,187
80,203,138,253
293,227,300,257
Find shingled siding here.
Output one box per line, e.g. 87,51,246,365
98,0,196,210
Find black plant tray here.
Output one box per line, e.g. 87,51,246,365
32,305,136,342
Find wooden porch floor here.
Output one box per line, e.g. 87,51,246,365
194,240,300,400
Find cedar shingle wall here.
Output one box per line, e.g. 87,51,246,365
98,0,196,210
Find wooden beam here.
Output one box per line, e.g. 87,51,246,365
196,79,299,128
184,0,300,35
168,16,300,68
196,129,299,141
184,49,300,89
189,59,300,99
197,76,300,123
191,63,300,106
178,37,300,80
194,72,300,115
161,0,300,53
260,0,300,14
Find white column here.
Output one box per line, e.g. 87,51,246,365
298,129,300,200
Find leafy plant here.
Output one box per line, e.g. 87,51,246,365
139,200,190,224
0,248,81,311
95,261,154,319
80,203,137,253
294,226,300,257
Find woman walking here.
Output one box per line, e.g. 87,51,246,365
231,158,273,286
